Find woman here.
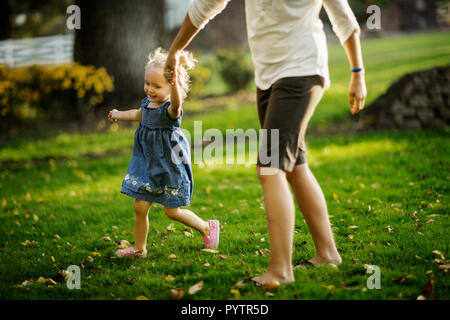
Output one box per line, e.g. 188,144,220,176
164,0,367,287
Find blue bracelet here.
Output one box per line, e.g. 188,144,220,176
351,67,363,72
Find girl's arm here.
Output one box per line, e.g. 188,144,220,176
167,69,183,119
343,30,367,115
109,108,142,122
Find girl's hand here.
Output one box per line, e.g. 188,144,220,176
108,109,119,122
349,72,367,115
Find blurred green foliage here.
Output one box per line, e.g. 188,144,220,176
215,48,254,93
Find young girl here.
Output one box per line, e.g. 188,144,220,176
108,48,219,258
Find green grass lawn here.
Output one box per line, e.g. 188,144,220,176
0,31,449,300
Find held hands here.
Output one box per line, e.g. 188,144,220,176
108,109,119,122
349,72,367,115
164,51,180,86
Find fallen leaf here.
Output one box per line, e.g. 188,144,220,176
333,192,339,200
188,281,204,295
100,236,111,241
203,262,211,267
348,225,358,229
36,276,47,284
433,258,446,264
169,253,177,259
206,185,212,194
115,240,130,249
184,231,193,238
438,264,450,272
385,225,393,233
420,277,434,299
21,240,38,246
86,256,94,263
321,284,335,290
393,274,415,284
371,183,381,189
255,248,270,257
426,219,434,224
91,251,101,257
372,197,382,203
262,280,280,291
136,295,149,300
201,248,219,254
230,289,240,297
59,270,72,280
215,254,229,259
233,280,246,288
265,292,275,297
21,279,33,287
432,250,446,261
165,275,175,281
169,288,185,300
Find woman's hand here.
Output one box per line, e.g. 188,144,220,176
164,51,179,86
349,72,367,115
108,109,119,122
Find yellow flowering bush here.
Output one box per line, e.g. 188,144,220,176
0,62,114,118
189,65,211,99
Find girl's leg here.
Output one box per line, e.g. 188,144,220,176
286,163,341,265
164,207,210,237
134,199,152,252
252,166,296,284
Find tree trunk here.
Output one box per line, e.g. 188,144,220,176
74,0,166,107
0,0,12,40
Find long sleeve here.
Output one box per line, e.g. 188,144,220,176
323,0,361,45
188,0,231,29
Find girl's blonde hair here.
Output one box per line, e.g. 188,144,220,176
145,47,196,99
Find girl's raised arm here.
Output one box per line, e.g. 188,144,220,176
109,108,142,122
167,70,182,119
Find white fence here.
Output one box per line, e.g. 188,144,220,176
0,34,74,68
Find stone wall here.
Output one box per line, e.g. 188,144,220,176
352,65,450,132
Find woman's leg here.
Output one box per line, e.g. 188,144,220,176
164,207,210,237
252,167,296,284
134,199,152,252
286,164,342,265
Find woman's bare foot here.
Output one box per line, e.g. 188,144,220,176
251,270,295,287
308,254,342,266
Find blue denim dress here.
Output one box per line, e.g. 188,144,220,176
121,97,193,208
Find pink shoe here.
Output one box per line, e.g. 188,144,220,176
115,247,147,258
202,220,220,249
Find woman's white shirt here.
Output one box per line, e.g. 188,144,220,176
188,0,360,90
